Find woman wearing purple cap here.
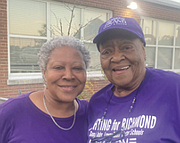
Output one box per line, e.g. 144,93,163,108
0,36,90,143
88,16,180,143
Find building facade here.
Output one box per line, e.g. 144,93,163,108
0,0,180,100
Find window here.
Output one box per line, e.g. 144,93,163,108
10,38,46,73
8,0,112,77
9,0,47,74
141,17,180,72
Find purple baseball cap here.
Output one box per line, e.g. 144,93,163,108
93,16,146,46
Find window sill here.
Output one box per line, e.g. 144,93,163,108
7,74,43,85
87,73,106,80
7,78,44,85
7,72,106,85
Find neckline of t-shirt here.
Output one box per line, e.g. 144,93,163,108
110,87,138,103
26,92,80,121
109,68,150,103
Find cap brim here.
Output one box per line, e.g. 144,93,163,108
93,28,140,44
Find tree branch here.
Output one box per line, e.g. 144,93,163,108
59,19,63,36
68,5,76,36
73,15,102,37
51,10,63,36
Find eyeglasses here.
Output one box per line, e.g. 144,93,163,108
91,127,125,143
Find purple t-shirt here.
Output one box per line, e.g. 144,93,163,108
88,68,180,143
0,92,88,143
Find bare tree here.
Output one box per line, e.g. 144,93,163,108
50,4,102,39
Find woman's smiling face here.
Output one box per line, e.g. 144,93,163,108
99,38,146,91
43,46,86,102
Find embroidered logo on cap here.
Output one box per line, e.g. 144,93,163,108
103,17,127,30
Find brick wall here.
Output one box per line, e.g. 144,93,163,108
0,0,8,97
0,0,180,99
139,1,180,22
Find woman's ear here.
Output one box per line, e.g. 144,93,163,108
143,48,146,61
43,70,46,79
141,43,146,61
43,70,47,89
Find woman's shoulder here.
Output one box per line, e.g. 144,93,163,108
1,93,29,107
0,92,32,116
76,98,88,115
89,83,113,102
76,98,88,108
147,68,180,83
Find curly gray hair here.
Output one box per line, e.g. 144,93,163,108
38,36,91,73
